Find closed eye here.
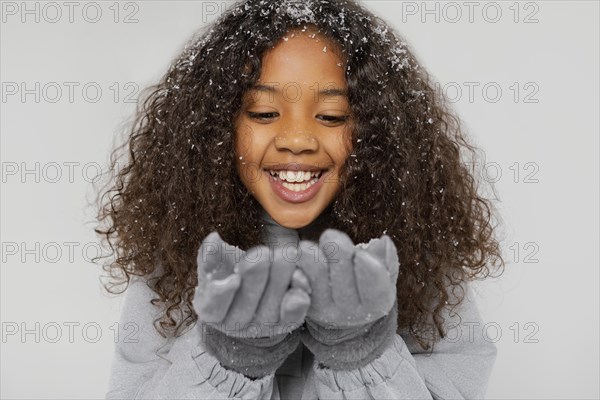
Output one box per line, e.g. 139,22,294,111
247,112,349,126
317,115,348,124
247,112,278,121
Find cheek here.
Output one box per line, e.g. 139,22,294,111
234,123,254,160
329,131,353,188
333,130,353,166
234,126,268,184
234,128,251,180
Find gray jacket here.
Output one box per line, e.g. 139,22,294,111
106,214,497,399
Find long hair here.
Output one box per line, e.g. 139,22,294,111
94,0,505,351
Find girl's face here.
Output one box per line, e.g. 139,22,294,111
235,30,353,229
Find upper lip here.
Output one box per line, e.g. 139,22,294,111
263,163,330,172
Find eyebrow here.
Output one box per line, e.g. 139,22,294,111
250,84,348,97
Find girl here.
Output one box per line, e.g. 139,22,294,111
96,0,505,398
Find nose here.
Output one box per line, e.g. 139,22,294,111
274,129,319,154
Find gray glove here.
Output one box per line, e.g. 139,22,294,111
297,229,400,370
194,231,311,378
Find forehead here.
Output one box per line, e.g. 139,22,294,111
247,30,347,102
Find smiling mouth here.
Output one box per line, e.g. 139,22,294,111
266,169,324,192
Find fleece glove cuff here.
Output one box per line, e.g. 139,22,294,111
202,323,301,379
301,300,398,371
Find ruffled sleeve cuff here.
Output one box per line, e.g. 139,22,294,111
191,345,274,399
149,331,275,400
312,333,428,394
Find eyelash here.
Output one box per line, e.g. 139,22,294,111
246,112,348,125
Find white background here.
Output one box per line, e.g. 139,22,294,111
1,1,598,398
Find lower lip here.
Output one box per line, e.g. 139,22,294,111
266,170,327,203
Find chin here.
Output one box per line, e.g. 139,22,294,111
278,220,308,229
269,208,317,229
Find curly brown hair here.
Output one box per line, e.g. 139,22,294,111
93,0,505,351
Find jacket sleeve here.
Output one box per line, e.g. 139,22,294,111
310,283,498,400
105,276,276,400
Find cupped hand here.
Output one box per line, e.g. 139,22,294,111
193,232,311,339
297,229,399,329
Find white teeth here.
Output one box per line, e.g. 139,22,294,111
280,177,319,192
269,169,322,183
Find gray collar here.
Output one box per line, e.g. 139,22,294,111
260,208,328,246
